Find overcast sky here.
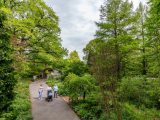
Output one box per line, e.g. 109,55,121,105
44,0,146,59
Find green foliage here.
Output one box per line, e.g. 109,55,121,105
145,0,160,77
61,59,88,81
68,50,80,62
1,0,67,78
84,1,140,118
64,73,95,101
1,0,67,117
71,98,102,120
119,76,146,105
83,0,160,119
0,80,32,120
1,0,160,119
25,0,66,75
119,77,160,109
0,4,16,113
69,61,88,76
122,103,160,120
95,0,139,79
46,77,58,87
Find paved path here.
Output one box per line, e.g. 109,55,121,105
29,80,80,120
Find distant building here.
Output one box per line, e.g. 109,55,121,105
48,69,61,79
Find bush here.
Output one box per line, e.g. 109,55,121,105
119,76,146,104
122,103,160,120
0,80,32,120
119,76,160,108
145,79,160,108
64,73,95,101
71,96,102,120
70,75,160,120
46,77,57,87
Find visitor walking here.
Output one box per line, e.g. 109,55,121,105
53,84,58,98
38,84,43,100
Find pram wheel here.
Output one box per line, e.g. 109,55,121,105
47,89,53,102
46,96,52,102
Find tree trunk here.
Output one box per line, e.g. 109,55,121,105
83,91,86,100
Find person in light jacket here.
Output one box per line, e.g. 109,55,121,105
38,84,43,100
53,84,58,98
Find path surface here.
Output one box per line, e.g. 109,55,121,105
29,80,80,120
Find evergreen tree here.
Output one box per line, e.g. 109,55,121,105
85,0,137,119
96,0,137,78
146,0,160,77
136,3,148,75
69,50,80,62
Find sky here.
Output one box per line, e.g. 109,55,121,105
44,0,146,59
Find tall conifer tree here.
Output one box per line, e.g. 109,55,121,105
147,0,160,77
96,0,137,78
85,0,137,119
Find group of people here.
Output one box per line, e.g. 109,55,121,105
38,84,58,101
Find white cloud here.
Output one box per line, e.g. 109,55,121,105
44,0,146,59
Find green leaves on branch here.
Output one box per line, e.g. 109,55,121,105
2,0,67,76
64,73,95,101
0,3,16,113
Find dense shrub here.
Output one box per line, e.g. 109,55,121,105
71,76,160,120
0,80,32,120
46,77,58,87
71,97,102,120
72,100,160,120
119,76,160,108
119,76,146,105
64,73,95,101
122,103,160,120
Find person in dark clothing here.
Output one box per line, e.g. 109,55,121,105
46,86,53,102
47,90,53,102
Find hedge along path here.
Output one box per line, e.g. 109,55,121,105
29,80,80,120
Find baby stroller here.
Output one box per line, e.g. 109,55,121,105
46,90,53,102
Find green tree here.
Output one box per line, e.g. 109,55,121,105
122,3,148,76
146,0,160,77
61,60,88,80
3,0,66,77
23,0,66,77
96,0,138,78
135,3,148,75
68,50,80,62
84,0,138,119
61,51,87,80
85,40,121,119
64,73,94,101
0,4,16,113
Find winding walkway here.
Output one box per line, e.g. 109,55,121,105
29,80,80,120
